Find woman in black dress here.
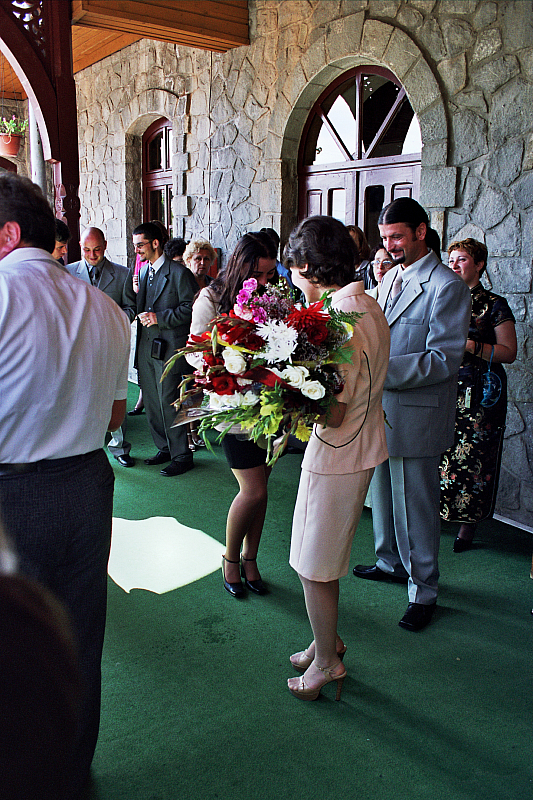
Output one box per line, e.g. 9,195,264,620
187,232,278,596
440,239,517,551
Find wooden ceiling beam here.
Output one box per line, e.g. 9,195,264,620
71,0,249,52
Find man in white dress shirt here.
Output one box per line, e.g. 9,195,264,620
0,173,130,796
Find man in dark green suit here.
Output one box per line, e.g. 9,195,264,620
133,222,199,476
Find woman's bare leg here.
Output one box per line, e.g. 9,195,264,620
288,575,345,692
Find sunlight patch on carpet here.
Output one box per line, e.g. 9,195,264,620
108,517,225,594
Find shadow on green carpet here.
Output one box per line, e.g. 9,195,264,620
89,385,533,800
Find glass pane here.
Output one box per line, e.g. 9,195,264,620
330,188,346,221
402,114,422,154
362,74,400,154
372,97,418,159
167,186,174,229
148,132,163,171
312,95,355,165
149,189,164,222
365,185,385,252
165,129,173,170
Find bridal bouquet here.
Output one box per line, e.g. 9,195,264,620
165,278,362,465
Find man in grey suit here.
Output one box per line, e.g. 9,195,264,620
133,222,199,477
68,227,137,467
353,198,471,631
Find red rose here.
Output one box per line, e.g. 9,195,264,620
210,374,240,395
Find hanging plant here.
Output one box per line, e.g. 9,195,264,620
0,116,28,157
0,115,28,136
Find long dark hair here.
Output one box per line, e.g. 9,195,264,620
283,215,358,288
211,231,277,313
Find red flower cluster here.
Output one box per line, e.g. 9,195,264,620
286,302,329,346
216,316,265,351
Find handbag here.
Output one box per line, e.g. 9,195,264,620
480,345,502,408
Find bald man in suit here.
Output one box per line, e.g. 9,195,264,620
67,227,137,467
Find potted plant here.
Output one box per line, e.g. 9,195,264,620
0,115,28,157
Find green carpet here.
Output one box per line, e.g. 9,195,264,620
90,385,533,800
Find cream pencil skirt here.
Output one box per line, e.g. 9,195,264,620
290,467,374,582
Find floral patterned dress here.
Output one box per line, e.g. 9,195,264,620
440,283,515,523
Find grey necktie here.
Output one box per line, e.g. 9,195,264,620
149,266,155,284
90,268,100,286
391,270,403,298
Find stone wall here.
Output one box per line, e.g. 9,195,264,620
74,0,533,527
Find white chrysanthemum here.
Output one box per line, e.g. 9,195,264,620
256,320,298,363
281,365,309,388
301,380,326,400
222,348,247,375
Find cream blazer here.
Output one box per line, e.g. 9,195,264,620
301,281,390,475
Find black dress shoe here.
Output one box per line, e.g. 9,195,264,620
116,454,135,467
241,557,268,595
127,407,144,416
160,460,194,477
352,564,408,584
222,557,245,598
144,451,171,465
398,601,436,632
453,536,473,553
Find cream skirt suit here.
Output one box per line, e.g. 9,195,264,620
290,281,390,582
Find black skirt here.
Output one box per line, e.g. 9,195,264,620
221,434,267,470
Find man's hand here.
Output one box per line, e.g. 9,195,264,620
138,312,157,327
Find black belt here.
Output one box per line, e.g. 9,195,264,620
0,449,101,476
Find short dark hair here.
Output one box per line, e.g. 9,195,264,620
0,173,55,252
283,215,358,288
212,231,277,313
378,197,429,235
164,237,187,260
133,222,167,246
448,237,488,277
54,218,71,244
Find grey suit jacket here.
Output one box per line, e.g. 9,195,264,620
67,257,136,322
378,250,471,458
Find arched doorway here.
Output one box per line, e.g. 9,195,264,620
298,66,421,250
142,117,173,232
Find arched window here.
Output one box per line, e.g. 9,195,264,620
142,118,172,231
298,67,421,250
0,156,17,173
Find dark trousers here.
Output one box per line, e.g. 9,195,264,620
0,449,114,794
138,334,191,462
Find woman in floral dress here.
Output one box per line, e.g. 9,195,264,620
440,239,517,552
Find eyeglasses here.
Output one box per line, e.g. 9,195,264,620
134,240,152,250
371,259,393,268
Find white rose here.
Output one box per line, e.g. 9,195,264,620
207,392,223,410
241,390,260,407
301,380,326,400
222,348,247,375
281,365,309,388
221,392,244,408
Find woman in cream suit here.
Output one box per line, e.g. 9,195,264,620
284,216,390,701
